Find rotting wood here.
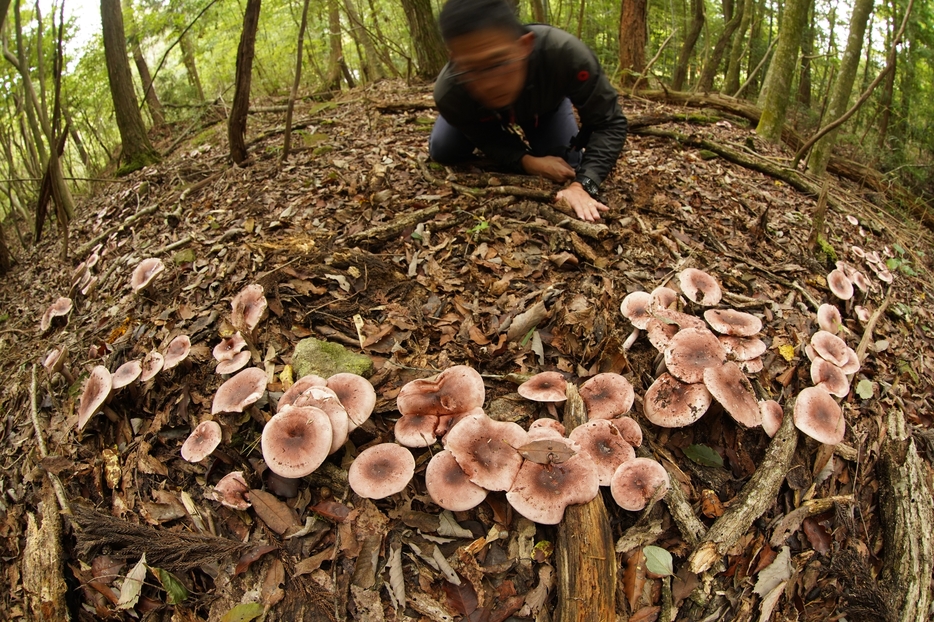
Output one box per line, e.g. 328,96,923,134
22,482,67,622
339,204,441,246
536,203,610,240
769,494,854,548
688,397,798,574
556,383,616,622
30,364,71,515
878,408,934,622
642,443,706,547
855,287,892,363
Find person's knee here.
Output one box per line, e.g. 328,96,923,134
429,118,476,164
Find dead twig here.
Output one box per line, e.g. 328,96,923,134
29,364,71,515
74,204,161,258
855,286,893,363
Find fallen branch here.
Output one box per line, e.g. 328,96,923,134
855,287,893,363
769,494,854,547
339,204,441,246
688,397,798,573
30,364,71,515
75,204,160,258
536,203,609,240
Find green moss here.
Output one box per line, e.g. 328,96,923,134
291,337,374,379
817,236,837,262
312,145,334,156
116,149,160,177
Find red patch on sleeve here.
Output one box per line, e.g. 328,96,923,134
577,70,590,81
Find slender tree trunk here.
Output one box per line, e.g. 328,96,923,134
806,0,874,175
132,41,165,128
365,0,401,77
670,0,704,91
755,0,809,141
531,0,546,21
343,0,382,81
400,0,446,80
228,0,261,165
876,0,896,150
281,0,311,162
796,0,814,109
179,33,206,103
325,0,343,90
618,0,648,86
696,0,744,92
101,0,158,173
723,0,752,94
63,107,91,169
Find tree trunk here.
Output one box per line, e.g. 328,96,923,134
132,40,165,128
63,107,91,169
755,0,809,142
101,0,158,173
343,0,382,82
400,0,446,80
696,0,744,92
796,0,814,109
531,0,546,22
876,0,896,150
670,0,704,91
325,0,343,90
723,0,752,94
281,0,311,162
179,33,206,103
806,0,874,176
228,0,261,165
618,0,648,86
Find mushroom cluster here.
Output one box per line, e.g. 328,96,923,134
848,245,895,285
213,332,250,374
39,297,74,333
393,365,486,447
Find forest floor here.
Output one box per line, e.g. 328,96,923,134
1,79,933,622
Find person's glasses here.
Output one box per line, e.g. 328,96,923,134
450,56,526,84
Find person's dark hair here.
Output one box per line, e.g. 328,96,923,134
438,0,526,42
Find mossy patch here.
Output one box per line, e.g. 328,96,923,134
291,338,374,379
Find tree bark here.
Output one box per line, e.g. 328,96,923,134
132,40,165,128
696,0,744,92
796,0,814,108
325,0,342,90
400,0,446,80
670,0,705,91
101,0,158,173
281,0,311,162
343,0,382,82
806,0,874,176
755,0,809,142
179,33,206,103
723,0,752,94
63,107,91,169
228,0,262,165
876,0,896,150
530,0,546,21
618,0,648,86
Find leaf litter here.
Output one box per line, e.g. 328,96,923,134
0,80,933,619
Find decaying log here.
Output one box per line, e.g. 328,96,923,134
688,399,798,573
339,204,441,246
877,408,934,622
555,383,617,621
536,203,610,240
22,483,67,621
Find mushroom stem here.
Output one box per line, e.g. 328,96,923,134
248,403,267,425
60,367,75,385
101,404,120,423
622,327,640,351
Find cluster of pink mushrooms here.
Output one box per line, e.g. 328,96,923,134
620,267,857,447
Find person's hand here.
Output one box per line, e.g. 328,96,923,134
521,155,576,183
555,182,609,222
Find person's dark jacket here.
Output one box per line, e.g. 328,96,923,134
433,24,627,188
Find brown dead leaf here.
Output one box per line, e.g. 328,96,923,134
248,489,299,535
294,545,335,577
517,440,575,465
235,544,278,575
310,500,352,523
699,489,725,518
623,548,647,612
802,516,832,555
443,579,479,618
630,605,661,622
261,558,285,607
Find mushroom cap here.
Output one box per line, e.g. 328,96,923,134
811,358,850,397
291,387,350,454
435,409,480,438
528,418,566,439
850,271,871,292
517,371,568,403
664,327,727,384
326,373,377,430
610,416,643,447
181,420,223,462
759,400,784,437
738,357,764,374
212,471,251,510
278,374,328,411
348,443,415,499
718,335,768,361
854,306,872,323
444,413,529,491
794,386,845,445
646,318,679,352
506,442,600,524
163,335,192,370
140,351,165,382
230,283,267,332
643,372,712,428
703,309,763,337
610,457,671,512
77,365,113,430
112,360,142,389
849,245,865,258
40,297,74,332
216,350,251,375
212,367,268,414
873,265,894,283
394,414,441,447
678,268,722,306
262,406,333,478
817,304,844,334
865,250,882,265
213,333,247,362
838,347,860,375
620,291,653,329
579,373,635,419
42,347,67,374
650,286,680,310
810,331,850,367
396,365,485,417
568,419,635,486
652,307,707,330
827,269,854,300
131,258,165,291
702,362,762,428
425,449,488,512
